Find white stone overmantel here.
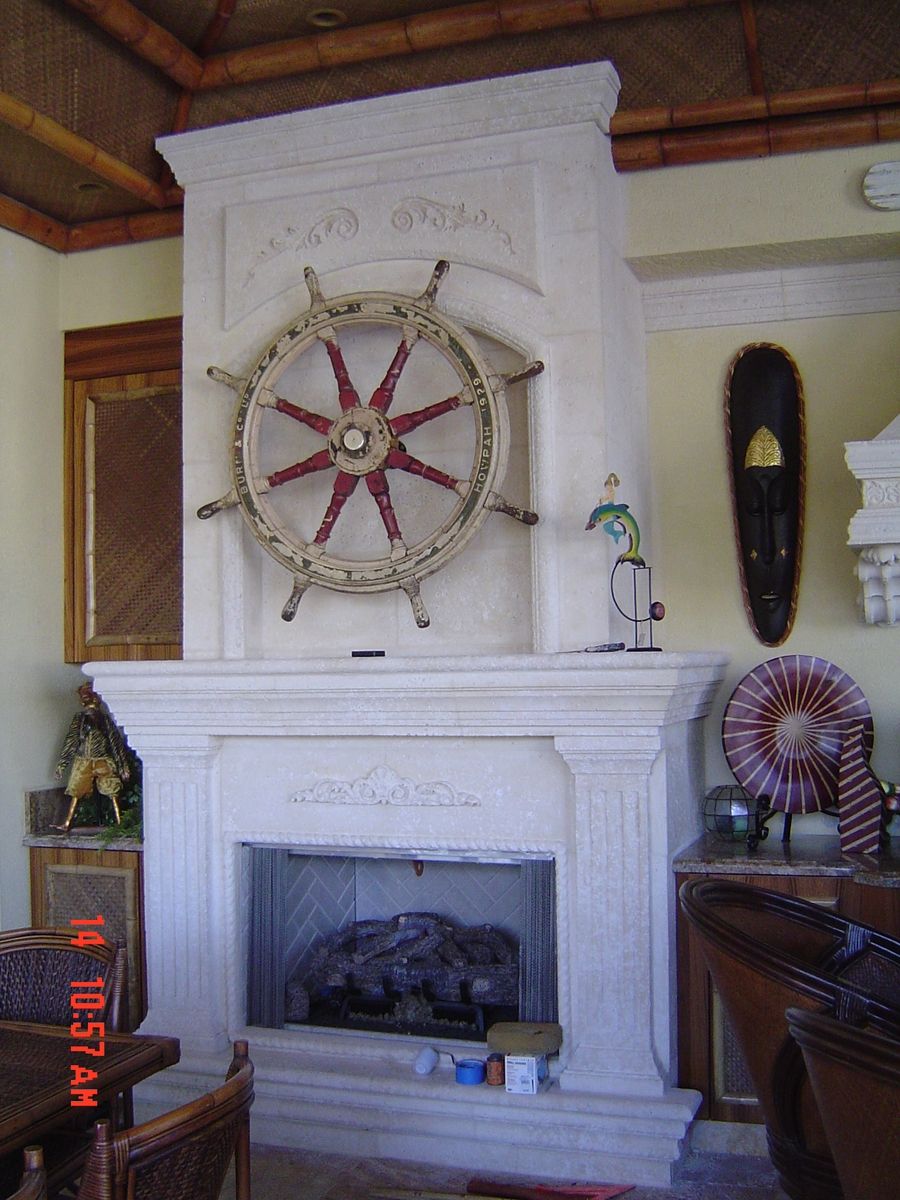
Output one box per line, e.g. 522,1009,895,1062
134,62,726,1185
87,651,726,1184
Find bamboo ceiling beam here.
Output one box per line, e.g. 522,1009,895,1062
62,0,202,90
738,0,764,95
0,192,68,252
63,1,730,93
65,208,184,252
612,102,900,171
0,91,180,208
197,0,729,90
610,78,900,135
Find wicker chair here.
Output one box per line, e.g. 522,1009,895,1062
786,1006,900,1200
73,1040,253,1200
0,928,128,1032
5,1149,47,1200
678,878,900,1200
0,929,130,1198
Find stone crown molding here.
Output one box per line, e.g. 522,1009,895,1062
157,64,620,188
640,257,900,332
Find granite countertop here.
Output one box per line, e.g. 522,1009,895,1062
24,833,143,851
674,833,900,887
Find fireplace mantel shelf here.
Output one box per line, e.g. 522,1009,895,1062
87,652,728,741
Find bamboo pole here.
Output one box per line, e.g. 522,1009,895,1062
738,0,764,95
65,208,184,252
0,91,177,208
63,0,202,90
612,104,900,170
159,1,239,191
0,192,68,251
197,0,728,90
611,79,900,134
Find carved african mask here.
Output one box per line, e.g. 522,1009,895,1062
725,344,805,646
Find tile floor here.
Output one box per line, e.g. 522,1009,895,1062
223,1144,787,1199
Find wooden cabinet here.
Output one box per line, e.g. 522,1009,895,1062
674,836,900,1124
28,838,147,1028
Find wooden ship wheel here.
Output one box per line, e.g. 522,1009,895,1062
199,261,542,627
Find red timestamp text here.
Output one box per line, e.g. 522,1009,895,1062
69,916,107,1106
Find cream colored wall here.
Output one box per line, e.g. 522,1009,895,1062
2,149,898,926
0,230,81,929
627,145,899,261
647,315,900,797
58,237,183,330
0,233,183,929
629,143,900,826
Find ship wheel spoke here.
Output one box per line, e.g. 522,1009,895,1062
272,396,332,436
366,470,406,553
385,448,463,493
389,392,468,437
323,337,362,412
313,470,359,546
367,331,418,413
266,447,333,489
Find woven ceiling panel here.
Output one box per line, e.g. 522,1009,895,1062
136,0,460,50
1,0,179,177
0,125,148,224
188,8,750,133
593,8,749,108
757,0,900,94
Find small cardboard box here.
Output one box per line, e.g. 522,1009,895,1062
504,1053,548,1094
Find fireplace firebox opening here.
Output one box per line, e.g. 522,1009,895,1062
245,847,557,1042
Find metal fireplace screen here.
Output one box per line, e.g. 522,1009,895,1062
245,848,557,1041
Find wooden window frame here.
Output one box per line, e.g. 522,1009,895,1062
64,317,183,663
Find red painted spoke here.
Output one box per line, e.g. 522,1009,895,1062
324,338,361,411
313,470,359,545
266,448,332,489
365,470,403,542
368,335,414,413
274,397,332,436
386,448,461,492
389,393,466,437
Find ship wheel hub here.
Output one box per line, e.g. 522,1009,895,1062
329,406,392,475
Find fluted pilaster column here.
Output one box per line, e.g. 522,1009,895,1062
555,735,671,1097
137,737,229,1053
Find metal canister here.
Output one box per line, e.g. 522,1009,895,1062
486,1052,505,1086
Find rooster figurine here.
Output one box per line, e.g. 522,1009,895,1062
585,473,646,567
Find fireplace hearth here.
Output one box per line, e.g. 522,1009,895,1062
86,64,729,1187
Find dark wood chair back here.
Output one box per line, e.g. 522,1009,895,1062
679,878,900,1200
6,1147,47,1200
786,1006,900,1200
0,928,128,1032
75,1041,253,1200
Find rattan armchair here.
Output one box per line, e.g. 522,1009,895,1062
74,1040,253,1200
786,1006,900,1200
678,878,900,1200
0,928,128,1032
5,1149,47,1200
0,929,130,1197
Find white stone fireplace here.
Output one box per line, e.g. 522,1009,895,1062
87,65,728,1185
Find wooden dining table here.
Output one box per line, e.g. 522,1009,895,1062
0,1019,180,1160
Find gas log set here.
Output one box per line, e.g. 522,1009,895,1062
286,912,519,1039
